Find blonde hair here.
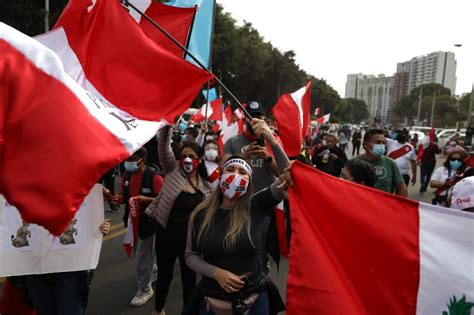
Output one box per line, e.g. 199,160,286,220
189,179,255,253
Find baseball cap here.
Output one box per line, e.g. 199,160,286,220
245,101,265,117
450,177,474,211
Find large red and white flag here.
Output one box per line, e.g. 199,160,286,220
126,0,196,58
287,162,474,314
192,98,223,123
42,0,211,122
272,81,311,157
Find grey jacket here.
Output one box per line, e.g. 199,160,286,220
145,126,213,228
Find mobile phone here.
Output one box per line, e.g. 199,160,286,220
256,137,265,147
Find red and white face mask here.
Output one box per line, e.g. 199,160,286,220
180,157,199,173
220,173,249,199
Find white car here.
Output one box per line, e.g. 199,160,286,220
409,131,425,142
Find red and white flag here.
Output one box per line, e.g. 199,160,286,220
0,1,210,235
217,105,244,153
315,113,331,125
126,0,196,58
287,162,474,315
192,98,223,123
123,196,142,257
272,81,311,157
204,160,220,189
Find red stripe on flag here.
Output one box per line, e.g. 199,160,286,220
0,40,129,235
287,162,420,314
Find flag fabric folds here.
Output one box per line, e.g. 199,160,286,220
127,0,197,58
287,162,474,314
217,105,244,153
315,113,331,124
48,0,212,122
192,98,222,123
272,81,311,157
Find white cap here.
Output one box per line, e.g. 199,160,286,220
450,177,474,210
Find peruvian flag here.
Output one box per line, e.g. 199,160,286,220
123,197,142,257
0,1,210,234
192,98,223,123
272,81,311,157
315,113,331,125
126,0,197,58
217,104,244,153
287,162,474,314
204,160,220,189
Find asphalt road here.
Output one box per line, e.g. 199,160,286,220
0,149,441,315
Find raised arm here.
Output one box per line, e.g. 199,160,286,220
158,125,178,174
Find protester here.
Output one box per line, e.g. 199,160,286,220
116,148,163,307
351,128,362,156
443,139,466,156
340,158,377,187
202,139,221,189
185,129,290,314
385,128,417,186
312,134,348,177
430,150,468,206
7,220,111,315
145,126,213,315
448,175,474,212
183,127,199,144
418,139,441,193
338,130,349,151
351,129,407,196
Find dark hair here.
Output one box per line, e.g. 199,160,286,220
180,142,208,180
363,128,385,143
345,159,377,187
443,150,467,172
185,127,199,139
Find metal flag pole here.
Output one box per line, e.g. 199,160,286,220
123,0,252,120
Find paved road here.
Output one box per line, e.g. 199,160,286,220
0,150,442,315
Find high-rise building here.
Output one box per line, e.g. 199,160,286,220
345,74,364,98
396,51,457,95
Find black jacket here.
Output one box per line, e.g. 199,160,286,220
312,145,348,177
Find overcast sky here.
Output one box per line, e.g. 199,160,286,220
218,0,473,97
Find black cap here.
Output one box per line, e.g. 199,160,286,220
245,101,265,117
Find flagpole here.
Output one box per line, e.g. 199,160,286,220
123,0,252,120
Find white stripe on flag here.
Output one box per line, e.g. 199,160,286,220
417,202,474,314
36,28,162,154
290,85,306,127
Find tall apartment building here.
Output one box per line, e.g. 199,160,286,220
396,51,457,95
344,74,395,124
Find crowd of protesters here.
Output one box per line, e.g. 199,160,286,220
1,101,473,315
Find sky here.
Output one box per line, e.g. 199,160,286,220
218,0,473,97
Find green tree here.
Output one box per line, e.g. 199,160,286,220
310,77,340,116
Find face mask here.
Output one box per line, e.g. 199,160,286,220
391,133,398,140
178,122,187,132
182,135,189,143
450,160,462,170
204,149,218,161
371,144,385,157
124,161,140,173
179,157,199,173
220,173,249,199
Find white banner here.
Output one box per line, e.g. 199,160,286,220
0,185,104,276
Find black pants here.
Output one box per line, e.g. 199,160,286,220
402,174,410,186
154,230,196,312
420,163,435,190
352,142,361,156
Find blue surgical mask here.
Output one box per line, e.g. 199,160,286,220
124,161,139,173
450,160,462,170
371,144,385,157
178,122,187,132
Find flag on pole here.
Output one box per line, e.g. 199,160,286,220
47,0,212,122
217,104,243,153
287,162,474,315
166,0,215,68
272,81,311,157
315,113,331,125
126,0,197,58
192,98,223,122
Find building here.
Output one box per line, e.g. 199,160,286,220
396,51,457,95
344,74,364,98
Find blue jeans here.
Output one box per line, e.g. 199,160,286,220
24,271,84,315
199,290,269,315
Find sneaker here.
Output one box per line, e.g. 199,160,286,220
151,311,165,315
130,288,154,307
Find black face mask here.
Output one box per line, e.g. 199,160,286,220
396,134,406,143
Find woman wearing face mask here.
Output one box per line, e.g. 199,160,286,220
145,126,213,315
430,150,468,206
185,136,290,314
203,140,221,189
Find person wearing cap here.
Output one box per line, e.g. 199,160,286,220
185,137,290,313
115,147,164,307
385,128,417,187
448,174,474,212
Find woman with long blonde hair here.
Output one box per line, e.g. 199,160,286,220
185,119,290,315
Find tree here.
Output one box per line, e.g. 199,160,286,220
310,77,340,116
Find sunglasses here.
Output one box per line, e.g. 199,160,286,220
450,158,463,162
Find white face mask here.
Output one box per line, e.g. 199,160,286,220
204,149,218,161
220,173,249,199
